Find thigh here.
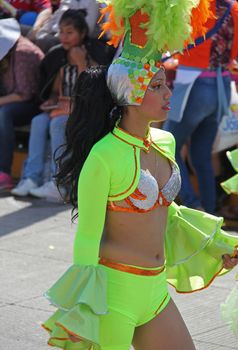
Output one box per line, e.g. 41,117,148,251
49,115,68,156
190,112,218,162
132,299,195,350
2,101,39,127
100,307,135,350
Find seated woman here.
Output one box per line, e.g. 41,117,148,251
0,17,44,191
11,9,96,201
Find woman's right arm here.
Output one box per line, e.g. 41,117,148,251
73,151,110,266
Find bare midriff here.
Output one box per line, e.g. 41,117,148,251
100,206,168,268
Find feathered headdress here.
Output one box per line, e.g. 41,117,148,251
98,0,213,105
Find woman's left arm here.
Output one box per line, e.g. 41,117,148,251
0,94,23,106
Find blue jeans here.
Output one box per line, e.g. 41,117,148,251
23,112,68,185
164,76,231,213
0,101,39,174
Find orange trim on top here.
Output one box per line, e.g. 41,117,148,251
109,146,138,198
115,126,152,144
112,131,151,151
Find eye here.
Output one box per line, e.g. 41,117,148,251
148,83,162,91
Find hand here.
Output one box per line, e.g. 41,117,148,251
68,46,87,66
27,27,38,41
40,99,58,111
222,254,238,269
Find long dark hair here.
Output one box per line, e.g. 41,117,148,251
59,9,89,39
55,66,122,220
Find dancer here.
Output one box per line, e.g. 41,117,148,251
42,1,238,349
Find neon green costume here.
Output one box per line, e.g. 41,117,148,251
43,127,238,350
42,1,237,348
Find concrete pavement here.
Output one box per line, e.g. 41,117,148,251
0,193,237,350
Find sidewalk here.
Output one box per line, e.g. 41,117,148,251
0,193,237,350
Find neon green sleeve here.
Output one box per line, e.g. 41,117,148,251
73,151,110,266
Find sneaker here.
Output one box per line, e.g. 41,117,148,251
0,171,14,191
29,180,66,202
11,178,37,197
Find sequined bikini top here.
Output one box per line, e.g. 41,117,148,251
108,163,181,213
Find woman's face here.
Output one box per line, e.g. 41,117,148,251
138,69,172,122
59,23,85,50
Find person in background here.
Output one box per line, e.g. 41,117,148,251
0,18,44,191
163,0,238,214
34,0,99,52
0,0,52,40
11,9,95,201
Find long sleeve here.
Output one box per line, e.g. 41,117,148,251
43,149,110,348
73,150,110,266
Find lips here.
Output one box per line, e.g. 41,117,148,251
162,102,171,111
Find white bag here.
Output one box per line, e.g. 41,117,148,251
213,81,238,153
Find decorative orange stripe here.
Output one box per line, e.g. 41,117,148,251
112,132,149,150
154,293,169,314
55,322,84,341
169,266,224,294
109,146,138,198
115,126,152,144
129,187,147,200
171,247,238,294
99,257,165,276
107,190,170,213
41,324,51,332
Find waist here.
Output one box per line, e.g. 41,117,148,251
99,257,165,276
199,70,230,78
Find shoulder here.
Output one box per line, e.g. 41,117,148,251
87,131,129,169
80,134,116,179
150,127,175,145
90,132,122,159
15,37,44,60
150,127,176,157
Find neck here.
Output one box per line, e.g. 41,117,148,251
119,109,150,139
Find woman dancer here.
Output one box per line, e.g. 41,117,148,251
42,1,238,349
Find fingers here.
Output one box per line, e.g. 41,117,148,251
222,254,238,269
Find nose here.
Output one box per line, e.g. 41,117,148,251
164,85,172,99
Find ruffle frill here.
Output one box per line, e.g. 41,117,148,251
165,202,238,292
42,265,107,349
